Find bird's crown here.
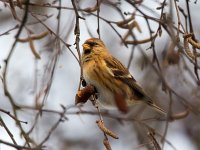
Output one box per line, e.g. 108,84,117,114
83,38,105,47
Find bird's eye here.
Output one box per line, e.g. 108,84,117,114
90,42,98,46
84,49,91,55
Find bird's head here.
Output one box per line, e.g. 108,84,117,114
82,38,108,61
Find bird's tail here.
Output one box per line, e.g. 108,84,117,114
147,102,167,115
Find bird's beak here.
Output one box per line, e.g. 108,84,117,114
82,43,90,50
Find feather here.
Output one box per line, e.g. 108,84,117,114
104,56,166,115
104,56,149,101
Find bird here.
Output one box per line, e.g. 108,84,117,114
81,38,166,114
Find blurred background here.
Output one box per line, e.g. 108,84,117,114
0,0,200,150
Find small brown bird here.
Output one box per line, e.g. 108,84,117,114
81,38,166,114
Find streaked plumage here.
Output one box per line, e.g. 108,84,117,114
81,38,166,114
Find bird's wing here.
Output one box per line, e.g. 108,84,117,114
104,56,153,103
